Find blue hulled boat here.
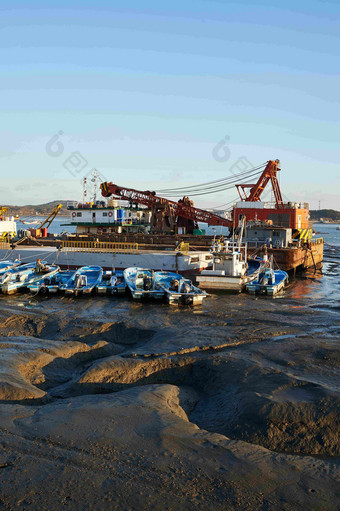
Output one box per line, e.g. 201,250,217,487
28,269,75,294
0,260,20,274
246,268,288,296
1,263,59,295
96,270,126,295
60,266,103,296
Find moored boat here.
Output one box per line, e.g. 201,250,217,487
123,267,164,300
27,269,75,294
1,263,59,295
96,270,126,295
155,271,208,305
0,262,36,293
246,268,288,296
0,260,20,274
60,265,103,296
196,221,265,292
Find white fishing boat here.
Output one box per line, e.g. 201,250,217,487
155,271,208,305
96,270,126,295
60,265,103,296
196,217,265,292
123,267,164,300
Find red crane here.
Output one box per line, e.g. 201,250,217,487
236,159,283,207
100,159,287,232
100,182,232,231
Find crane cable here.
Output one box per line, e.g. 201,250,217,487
161,169,264,198
155,162,267,194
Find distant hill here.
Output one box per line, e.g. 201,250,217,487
4,201,72,217
310,209,340,221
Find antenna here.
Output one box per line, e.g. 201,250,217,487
82,177,87,203
92,170,98,203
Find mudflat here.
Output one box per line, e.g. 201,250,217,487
0,262,339,510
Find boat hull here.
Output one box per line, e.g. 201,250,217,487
246,270,288,296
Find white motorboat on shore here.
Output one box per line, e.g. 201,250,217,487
196,234,264,293
155,271,208,305
96,270,126,295
124,268,164,300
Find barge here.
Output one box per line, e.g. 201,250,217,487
0,242,213,277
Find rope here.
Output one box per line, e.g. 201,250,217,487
9,250,56,262
324,242,340,252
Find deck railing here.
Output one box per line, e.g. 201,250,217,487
310,237,324,245
62,241,142,254
0,240,10,250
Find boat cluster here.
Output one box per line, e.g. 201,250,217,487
0,260,208,305
0,250,289,303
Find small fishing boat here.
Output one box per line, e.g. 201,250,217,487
0,262,36,293
196,219,265,292
60,266,103,296
123,267,164,300
246,268,288,296
0,260,20,274
96,270,126,295
27,269,75,294
22,219,40,225
196,243,264,292
155,271,208,305
1,262,59,295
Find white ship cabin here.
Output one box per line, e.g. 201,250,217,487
0,213,17,239
66,199,152,235
246,224,292,248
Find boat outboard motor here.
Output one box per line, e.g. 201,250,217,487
44,277,50,285
143,276,152,291
0,272,11,284
74,274,81,288
183,294,193,305
181,281,192,294
268,270,274,285
50,276,57,286
259,272,268,286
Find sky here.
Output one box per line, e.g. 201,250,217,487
0,0,339,210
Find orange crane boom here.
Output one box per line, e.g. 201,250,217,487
236,159,283,206
100,182,231,227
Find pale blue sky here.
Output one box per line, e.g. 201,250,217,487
1,1,339,209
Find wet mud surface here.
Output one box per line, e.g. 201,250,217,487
0,242,339,510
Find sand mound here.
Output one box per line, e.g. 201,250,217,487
73,352,340,456
0,336,107,401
